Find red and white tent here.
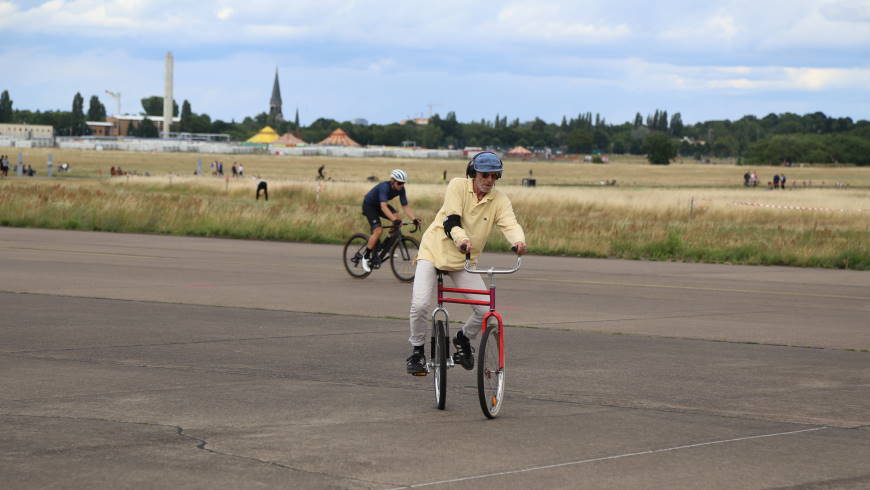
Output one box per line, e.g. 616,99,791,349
318,128,360,147
273,132,307,146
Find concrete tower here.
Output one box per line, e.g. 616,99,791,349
269,68,284,123
163,52,174,138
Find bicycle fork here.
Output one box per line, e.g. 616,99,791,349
429,306,454,372
482,310,505,370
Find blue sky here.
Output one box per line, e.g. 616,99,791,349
1,0,868,126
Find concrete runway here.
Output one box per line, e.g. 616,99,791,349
1,227,868,489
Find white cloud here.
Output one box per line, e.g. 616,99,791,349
496,2,631,42
821,0,870,22
215,7,233,21
658,11,741,44
1,1,868,124
0,1,18,18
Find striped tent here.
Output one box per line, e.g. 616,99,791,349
273,132,307,146
318,128,360,147
505,146,533,157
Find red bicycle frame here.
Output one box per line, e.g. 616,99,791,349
436,275,505,369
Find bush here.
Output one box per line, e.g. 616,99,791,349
645,133,676,165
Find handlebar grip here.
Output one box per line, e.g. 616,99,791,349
465,252,471,260
460,243,469,253
511,245,518,253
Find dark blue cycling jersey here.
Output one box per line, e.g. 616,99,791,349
363,181,408,207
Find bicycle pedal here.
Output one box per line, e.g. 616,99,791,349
412,372,428,376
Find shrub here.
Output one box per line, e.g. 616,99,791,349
645,133,676,165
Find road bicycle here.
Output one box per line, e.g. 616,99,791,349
429,249,522,418
343,221,420,282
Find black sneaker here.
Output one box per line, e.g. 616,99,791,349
452,330,475,370
406,350,427,376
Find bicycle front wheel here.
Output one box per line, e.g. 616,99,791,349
390,236,419,282
477,323,505,418
432,320,448,410
343,233,371,279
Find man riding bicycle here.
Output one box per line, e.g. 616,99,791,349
361,169,420,272
406,152,527,375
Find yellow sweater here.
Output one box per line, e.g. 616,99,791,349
416,178,525,270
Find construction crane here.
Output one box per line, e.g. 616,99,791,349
105,90,121,116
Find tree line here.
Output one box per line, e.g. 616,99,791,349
2,89,868,165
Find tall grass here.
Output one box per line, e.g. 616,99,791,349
2,177,868,269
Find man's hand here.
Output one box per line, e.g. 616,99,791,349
513,242,527,256
458,239,471,254
392,218,402,227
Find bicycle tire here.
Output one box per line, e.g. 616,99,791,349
477,323,505,418
343,233,371,279
390,236,419,282
433,320,448,410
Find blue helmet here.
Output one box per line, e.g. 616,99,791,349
467,151,503,177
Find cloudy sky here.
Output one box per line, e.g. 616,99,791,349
1,0,868,126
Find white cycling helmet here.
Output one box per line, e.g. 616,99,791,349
390,169,407,183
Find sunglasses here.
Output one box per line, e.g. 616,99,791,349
394,181,405,186
479,172,501,180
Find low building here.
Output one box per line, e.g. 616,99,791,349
86,121,115,137
107,115,181,137
399,117,429,126
0,123,54,139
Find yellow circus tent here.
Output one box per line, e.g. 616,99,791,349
246,126,280,144
273,132,307,146
318,128,360,147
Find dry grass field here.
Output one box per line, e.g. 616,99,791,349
2,146,869,269
6,146,870,188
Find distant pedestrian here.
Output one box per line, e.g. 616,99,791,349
780,174,786,189
743,171,750,187
773,174,781,189
256,180,268,201
238,164,244,177
317,164,326,180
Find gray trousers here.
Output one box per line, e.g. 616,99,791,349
409,260,488,347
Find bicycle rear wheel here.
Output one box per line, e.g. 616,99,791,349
477,323,505,418
390,236,419,282
343,233,371,279
432,320,448,410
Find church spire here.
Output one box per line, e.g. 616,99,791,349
269,67,284,122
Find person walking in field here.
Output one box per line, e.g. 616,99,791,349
405,152,527,375
359,169,420,273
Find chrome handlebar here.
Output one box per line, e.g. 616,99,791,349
462,249,522,275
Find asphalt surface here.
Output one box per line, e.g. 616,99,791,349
1,227,868,489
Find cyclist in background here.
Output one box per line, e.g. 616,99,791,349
406,152,527,375
361,169,420,272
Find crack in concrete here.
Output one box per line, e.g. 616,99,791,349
3,329,400,355
4,351,866,429
1,413,394,488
